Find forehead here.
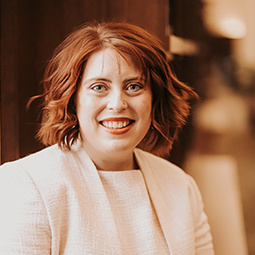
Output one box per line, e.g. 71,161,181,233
83,48,141,77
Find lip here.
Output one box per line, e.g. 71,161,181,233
99,117,135,135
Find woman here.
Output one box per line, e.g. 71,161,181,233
0,22,214,254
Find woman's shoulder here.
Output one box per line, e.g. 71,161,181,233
0,144,76,192
135,149,205,215
0,144,82,216
134,148,200,196
3,143,65,165
135,148,188,179
1,144,71,174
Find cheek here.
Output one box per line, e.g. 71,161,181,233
77,90,94,112
139,96,152,119
76,94,104,126
76,94,91,123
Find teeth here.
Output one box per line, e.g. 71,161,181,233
102,121,130,129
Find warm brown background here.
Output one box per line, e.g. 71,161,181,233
1,0,255,254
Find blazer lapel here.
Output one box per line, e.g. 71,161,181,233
135,149,193,255
72,142,123,254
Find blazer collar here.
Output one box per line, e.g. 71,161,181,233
72,141,123,254
135,148,189,255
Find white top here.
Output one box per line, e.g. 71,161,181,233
99,170,169,254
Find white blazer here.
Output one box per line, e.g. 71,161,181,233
0,142,214,255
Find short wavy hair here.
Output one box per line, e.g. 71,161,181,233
35,22,197,156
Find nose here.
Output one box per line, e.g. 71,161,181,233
107,90,128,112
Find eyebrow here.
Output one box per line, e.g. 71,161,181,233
83,78,111,84
83,76,145,85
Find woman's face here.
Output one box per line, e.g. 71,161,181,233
76,48,152,168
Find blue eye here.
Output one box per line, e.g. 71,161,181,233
127,84,142,91
92,85,107,92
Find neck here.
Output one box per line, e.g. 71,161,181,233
83,146,138,171
95,158,137,171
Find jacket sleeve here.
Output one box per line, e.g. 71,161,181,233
0,162,51,255
187,175,215,255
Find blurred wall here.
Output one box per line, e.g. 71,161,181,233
169,0,254,254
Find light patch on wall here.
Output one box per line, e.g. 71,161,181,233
219,17,247,39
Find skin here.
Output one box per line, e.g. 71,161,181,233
76,48,152,171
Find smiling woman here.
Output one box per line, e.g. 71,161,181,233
36,22,196,156
0,22,214,254
76,48,152,170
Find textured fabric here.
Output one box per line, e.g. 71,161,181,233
99,170,169,254
0,141,214,254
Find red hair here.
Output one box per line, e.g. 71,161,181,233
35,22,197,155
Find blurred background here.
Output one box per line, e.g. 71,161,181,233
1,0,254,254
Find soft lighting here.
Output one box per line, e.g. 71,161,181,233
219,18,247,39
169,35,200,55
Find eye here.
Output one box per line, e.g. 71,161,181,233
91,84,107,92
126,83,143,92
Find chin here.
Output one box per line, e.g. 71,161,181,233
104,141,136,154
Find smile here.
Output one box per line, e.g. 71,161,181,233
101,120,133,129
99,118,135,134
